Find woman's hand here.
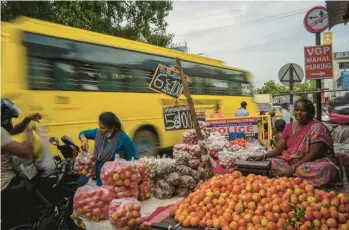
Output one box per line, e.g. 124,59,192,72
276,167,294,177
247,155,265,161
80,136,89,151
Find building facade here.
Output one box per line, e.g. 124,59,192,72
333,51,349,97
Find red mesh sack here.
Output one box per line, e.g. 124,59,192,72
73,184,113,221
73,151,96,177
101,155,141,187
108,198,141,228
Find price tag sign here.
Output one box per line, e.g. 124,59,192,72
149,64,184,98
162,105,193,131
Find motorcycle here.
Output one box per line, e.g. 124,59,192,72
329,105,349,125
6,136,85,230
31,136,86,230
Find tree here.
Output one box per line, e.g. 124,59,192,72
255,80,289,94
1,0,174,48
256,80,315,100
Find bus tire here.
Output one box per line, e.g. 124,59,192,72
134,129,159,158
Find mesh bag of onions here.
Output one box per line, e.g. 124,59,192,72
218,149,239,170
73,151,96,177
73,184,113,222
173,144,201,161
207,132,230,159
101,156,141,187
181,122,208,145
108,198,141,228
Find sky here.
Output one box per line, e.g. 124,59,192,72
166,1,349,88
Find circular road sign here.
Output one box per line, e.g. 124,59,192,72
304,6,329,33
278,63,304,87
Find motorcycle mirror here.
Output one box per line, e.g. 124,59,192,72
49,137,59,145
53,155,62,161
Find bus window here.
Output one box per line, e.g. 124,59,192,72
28,57,55,90
78,64,100,91
55,62,78,90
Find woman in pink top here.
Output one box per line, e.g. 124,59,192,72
249,99,341,187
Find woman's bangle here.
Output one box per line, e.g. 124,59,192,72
291,165,295,172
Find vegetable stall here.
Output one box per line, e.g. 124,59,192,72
69,60,349,230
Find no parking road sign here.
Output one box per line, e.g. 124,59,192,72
304,44,333,80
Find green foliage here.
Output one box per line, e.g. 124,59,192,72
256,80,288,94
256,80,315,96
1,0,174,48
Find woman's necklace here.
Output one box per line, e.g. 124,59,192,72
293,121,310,134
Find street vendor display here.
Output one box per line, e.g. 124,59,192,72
170,172,349,229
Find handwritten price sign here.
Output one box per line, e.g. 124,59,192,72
162,105,193,131
149,64,185,98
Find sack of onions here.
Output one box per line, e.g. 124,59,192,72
182,130,197,144
101,156,141,187
218,149,238,170
73,184,113,221
207,133,229,159
73,151,96,177
187,144,201,161
108,198,141,229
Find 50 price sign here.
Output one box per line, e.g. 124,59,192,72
162,105,193,131
149,64,186,98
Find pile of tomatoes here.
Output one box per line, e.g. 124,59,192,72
230,138,249,149
170,172,349,230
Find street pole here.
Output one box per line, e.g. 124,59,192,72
290,65,294,122
315,32,322,121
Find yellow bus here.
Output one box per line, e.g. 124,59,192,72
1,17,257,157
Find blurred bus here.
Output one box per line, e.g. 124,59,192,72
1,17,257,157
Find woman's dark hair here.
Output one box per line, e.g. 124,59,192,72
99,112,122,130
215,104,220,110
275,119,286,132
241,101,247,108
295,98,315,119
260,111,266,116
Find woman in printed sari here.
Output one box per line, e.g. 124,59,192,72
79,112,137,186
249,99,341,187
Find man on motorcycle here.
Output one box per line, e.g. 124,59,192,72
1,98,56,230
